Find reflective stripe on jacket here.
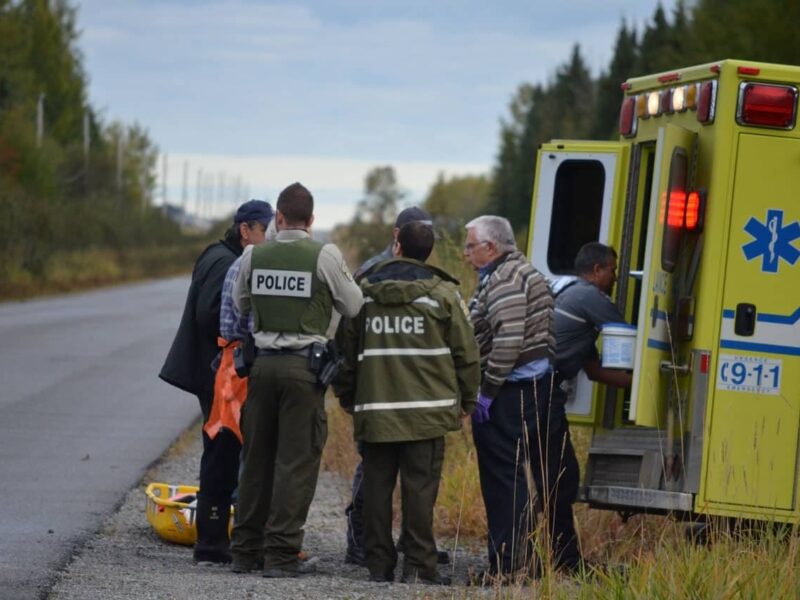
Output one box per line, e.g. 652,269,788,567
336,259,480,443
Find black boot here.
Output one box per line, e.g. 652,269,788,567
194,495,232,564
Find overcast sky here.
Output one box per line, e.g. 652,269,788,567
77,0,676,228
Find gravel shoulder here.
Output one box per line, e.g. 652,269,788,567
47,421,489,600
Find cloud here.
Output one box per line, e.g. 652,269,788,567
78,0,675,220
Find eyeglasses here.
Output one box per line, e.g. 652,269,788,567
464,240,489,252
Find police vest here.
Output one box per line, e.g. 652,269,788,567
249,238,333,335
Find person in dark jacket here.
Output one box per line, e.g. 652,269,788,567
343,206,444,567
336,222,480,585
159,199,272,564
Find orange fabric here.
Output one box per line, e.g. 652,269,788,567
204,337,247,444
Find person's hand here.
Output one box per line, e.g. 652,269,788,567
471,393,493,424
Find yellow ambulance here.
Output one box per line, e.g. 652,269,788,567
528,59,800,522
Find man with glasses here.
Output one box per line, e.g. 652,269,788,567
160,200,273,564
463,215,569,582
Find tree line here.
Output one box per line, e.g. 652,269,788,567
337,0,800,265
0,0,184,294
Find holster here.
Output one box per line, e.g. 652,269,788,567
317,340,344,387
233,334,255,378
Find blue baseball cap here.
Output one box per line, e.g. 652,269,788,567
234,199,274,227
395,206,433,228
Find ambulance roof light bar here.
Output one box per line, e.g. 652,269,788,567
736,82,798,129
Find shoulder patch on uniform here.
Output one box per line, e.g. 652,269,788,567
342,262,354,281
455,291,470,318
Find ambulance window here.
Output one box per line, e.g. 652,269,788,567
661,149,688,272
547,159,605,274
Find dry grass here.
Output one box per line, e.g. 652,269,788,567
321,232,800,597
0,243,204,300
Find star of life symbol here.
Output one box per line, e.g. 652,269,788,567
742,209,800,273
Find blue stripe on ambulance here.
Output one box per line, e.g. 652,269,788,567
720,307,800,357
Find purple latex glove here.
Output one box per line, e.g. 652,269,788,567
472,393,493,424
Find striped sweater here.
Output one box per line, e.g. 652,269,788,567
468,251,555,398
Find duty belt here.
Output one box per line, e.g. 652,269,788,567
256,347,310,358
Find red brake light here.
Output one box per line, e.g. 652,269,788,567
618,96,637,137
736,83,798,129
697,80,717,124
667,188,687,228
685,189,706,232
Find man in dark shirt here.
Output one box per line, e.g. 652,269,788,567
555,242,633,389
159,200,272,564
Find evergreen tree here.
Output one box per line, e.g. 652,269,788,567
636,4,674,75
689,0,800,66
593,23,638,140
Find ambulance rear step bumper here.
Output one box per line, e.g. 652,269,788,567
581,485,694,513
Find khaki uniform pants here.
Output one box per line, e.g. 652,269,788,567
362,437,445,579
231,354,327,569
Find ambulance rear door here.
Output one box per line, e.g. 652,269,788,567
528,141,629,424
628,124,697,427
704,133,800,512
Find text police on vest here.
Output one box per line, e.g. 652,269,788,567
366,315,425,335
252,269,313,298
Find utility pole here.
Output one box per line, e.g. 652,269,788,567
116,131,125,198
140,165,148,213
217,172,225,218
195,167,204,219
83,110,90,167
205,173,214,221
162,153,168,206
181,160,189,216
36,92,45,148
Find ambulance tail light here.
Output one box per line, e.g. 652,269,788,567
666,189,687,228
736,82,798,129
697,80,717,124
619,96,637,137
685,188,707,232
661,148,688,272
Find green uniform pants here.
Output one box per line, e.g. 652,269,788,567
362,437,445,579
230,354,327,569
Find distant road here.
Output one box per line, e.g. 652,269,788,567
0,277,200,599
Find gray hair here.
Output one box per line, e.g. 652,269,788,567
465,215,516,253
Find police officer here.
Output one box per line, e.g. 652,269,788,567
336,222,480,584
159,199,272,564
229,182,362,578
344,206,446,567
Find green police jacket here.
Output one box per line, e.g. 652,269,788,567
335,258,480,443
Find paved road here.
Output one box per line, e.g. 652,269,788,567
0,278,200,599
